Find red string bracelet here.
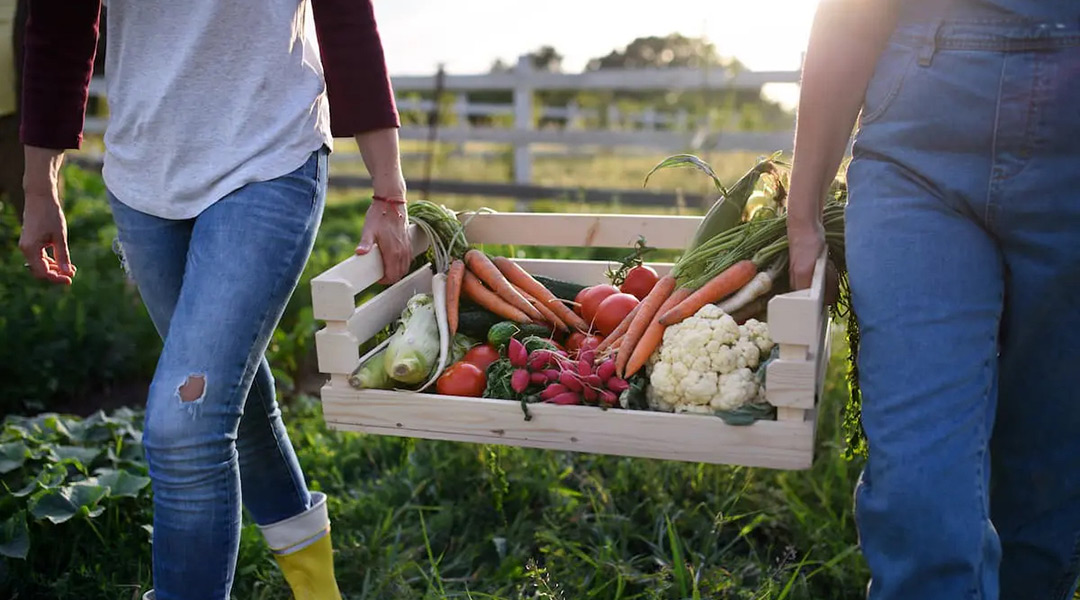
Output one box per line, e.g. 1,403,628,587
372,195,406,205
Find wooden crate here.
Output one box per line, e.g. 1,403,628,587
310,213,830,470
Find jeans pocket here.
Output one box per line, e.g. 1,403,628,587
860,41,918,126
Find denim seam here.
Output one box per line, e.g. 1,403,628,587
970,317,999,600
985,57,1008,231
251,372,308,510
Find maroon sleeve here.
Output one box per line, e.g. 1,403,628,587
20,0,103,150
310,0,401,137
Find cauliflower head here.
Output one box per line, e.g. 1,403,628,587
646,305,773,414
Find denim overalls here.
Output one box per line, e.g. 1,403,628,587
846,0,1080,598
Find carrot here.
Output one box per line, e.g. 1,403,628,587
658,260,758,326
512,283,568,332
491,256,590,331
445,259,466,336
623,287,691,378
465,250,544,322
462,271,531,323
597,302,641,353
615,275,677,377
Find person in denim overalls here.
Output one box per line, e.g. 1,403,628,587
787,0,1080,598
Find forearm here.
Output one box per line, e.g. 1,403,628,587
788,0,899,224
354,128,406,199
23,146,65,200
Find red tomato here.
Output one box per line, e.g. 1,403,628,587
594,293,639,337
436,362,487,397
573,287,591,317
620,265,660,301
462,344,500,371
578,284,620,328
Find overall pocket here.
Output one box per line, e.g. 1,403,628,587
859,40,919,126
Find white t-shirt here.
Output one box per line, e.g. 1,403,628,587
101,0,334,219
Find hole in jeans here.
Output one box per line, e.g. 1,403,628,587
177,375,206,404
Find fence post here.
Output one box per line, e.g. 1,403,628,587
513,55,534,185
454,92,469,156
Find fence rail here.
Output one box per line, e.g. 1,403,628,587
83,55,800,184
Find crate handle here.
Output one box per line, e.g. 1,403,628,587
310,224,431,322
766,246,829,350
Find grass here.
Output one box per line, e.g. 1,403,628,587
230,328,868,600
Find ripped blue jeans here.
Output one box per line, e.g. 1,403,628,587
108,147,327,600
848,14,1080,600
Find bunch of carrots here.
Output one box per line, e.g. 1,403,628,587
446,250,589,338
589,153,847,382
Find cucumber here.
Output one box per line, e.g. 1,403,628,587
532,275,588,301
487,321,552,349
456,306,504,340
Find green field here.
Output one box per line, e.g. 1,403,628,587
0,153,872,600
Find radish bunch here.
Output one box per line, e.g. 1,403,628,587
505,337,628,407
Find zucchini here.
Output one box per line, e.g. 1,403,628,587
532,275,588,301
487,321,551,349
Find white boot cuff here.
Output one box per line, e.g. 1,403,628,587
258,491,330,553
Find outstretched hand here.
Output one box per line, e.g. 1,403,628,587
356,199,411,285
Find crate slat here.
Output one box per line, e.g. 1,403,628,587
463,212,700,250
321,387,815,470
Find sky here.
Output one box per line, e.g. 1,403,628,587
373,0,819,106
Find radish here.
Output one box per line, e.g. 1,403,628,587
511,369,530,393
508,338,528,368
541,383,569,399
599,390,618,407
530,371,548,385
577,358,591,377
582,386,598,402
559,371,583,392
579,349,596,365
528,349,556,370
606,377,629,393
596,359,616,382
546,392,582,405
584,374,602,388
543,368,560,382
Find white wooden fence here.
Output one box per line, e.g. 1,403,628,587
85,55,800,184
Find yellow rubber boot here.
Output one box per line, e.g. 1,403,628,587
259,492,343,600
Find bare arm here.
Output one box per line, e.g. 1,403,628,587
787,0,899,289
352,128,411,284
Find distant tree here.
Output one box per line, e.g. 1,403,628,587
527,46,564,73
586,34,743,72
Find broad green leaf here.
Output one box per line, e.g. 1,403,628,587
96,468,151,498
29,489,78,524
53,445,103,466
643,154,728,196
1,422,31,443
41,415,75,442
0,511,30,559
29,481,108,524
0,441,28,473
11,463,69,497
